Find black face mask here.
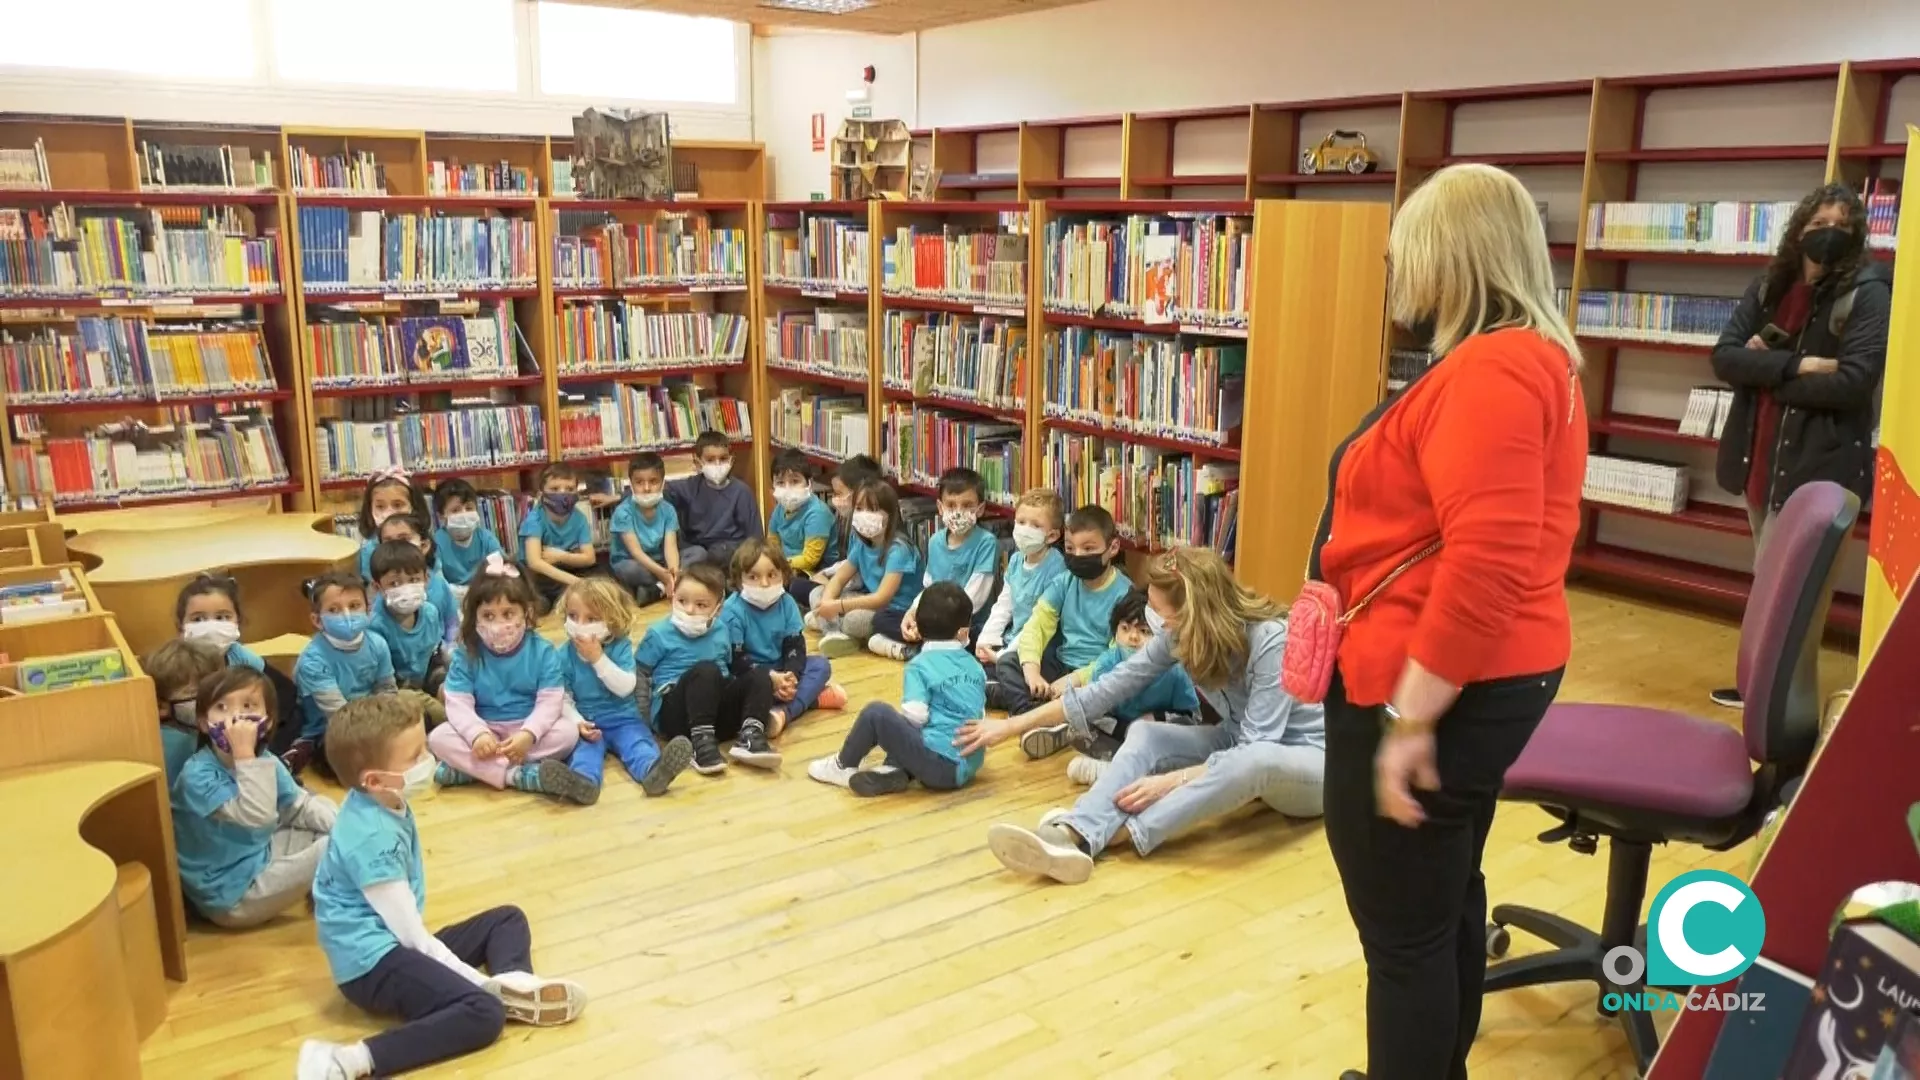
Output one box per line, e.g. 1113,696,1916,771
1064,552,1110,581
542,492,578,515
1801,226,1854,267
1404,315,1438,351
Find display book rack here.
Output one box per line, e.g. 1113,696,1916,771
0,113,769,520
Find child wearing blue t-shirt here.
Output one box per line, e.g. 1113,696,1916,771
993,506,1132,739
1057,589,1202,784
144,638,227,788
428,559,585,802
548,577,692,803
809,479,923,660
367,541,447,693
171,666,336,928
608,451,681,605
355,471,431,583
291,571,398,776
175,571,301,756
432,478,504,605
881,466,1002,661
520,463,600,611
299,695,586,1080
808,583,986,797
723,540,848,738
977,488,1067,669
373,514,460,646
819,454,882,581
768,448,837,606
637,562,778,776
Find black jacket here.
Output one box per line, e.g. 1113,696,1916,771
1710,260,1890,510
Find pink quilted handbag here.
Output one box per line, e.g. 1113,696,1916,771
1283,542,1440,703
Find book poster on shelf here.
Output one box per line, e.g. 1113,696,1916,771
402,317,466,375
570,109,673,201
1864,127,1920,669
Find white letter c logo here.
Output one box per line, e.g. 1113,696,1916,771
1657,879,1749,979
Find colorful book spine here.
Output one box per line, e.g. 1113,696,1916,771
289,147,386,194
1043,327,1245,444
555,306,746,373
884,406,1023,506
1584,201,1800,254
297,209,535,290
1041,211,1251,329
1574,290,1740,345
879,215,1030,303
551,216,749,289
764,311,869,377
771,388,867,460
763,212,871,290
315,404,546,479
0,318,276,403
427,160,535,196
0,205,280,297
556,386,750,458
8,408,290,505
1042,429,1239,554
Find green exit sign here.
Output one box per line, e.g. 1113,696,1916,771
851,105,873,119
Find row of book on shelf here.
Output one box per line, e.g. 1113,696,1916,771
880,403,1022,508
2,318,277,403
558,385,751,459
1042,211,1251,330
308,307,530,387
428,160,535,197
1585,184,1900,255
771,389,869,463
1574,290,1740,346
1042,328,1244,446
9,409,290,506
555,305,746,373
551,213,747,288
765,310,868,377
291,148,386,194
0,205,281,297
296,207,536,290
764,212,870,291
880,216,1030,306
1584,455,1689,515
139,141,276,193
881,310,1026,411
1044,430,1239,553
314,401,545,481
1679,386,1738,439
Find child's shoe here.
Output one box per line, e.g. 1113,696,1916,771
803,611,829,633
1066,755,1107,786
296,1041,370,1080
641,736,694,796
535,759,599,806
850,765,911,797
485,970,590,1026
818,632,860,658
280,737,317,776
434,763,476,787
689,727,727,775
728,719,783,769
816,682,850,710
807,756,856,788
867,635,915,661
1020,723,1077,760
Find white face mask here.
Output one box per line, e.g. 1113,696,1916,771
671,606,713,637
564,617,609,641
701,462,732,485
741,583,785,609
1146,606,1168,635
635,490,664,509
852,509,887,540
168,700,198,728
373,751,437,802
942,509,979,535
1012,523,1051,554
774,484,811,510
182,619,241,647
385,582,428,615
444,510,480,538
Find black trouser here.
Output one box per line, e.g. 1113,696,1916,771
338,905,529,1075
655,660,773,741
837,702,962,789
990,636,1070,713
264,664,301,757
1322,668,1562,1080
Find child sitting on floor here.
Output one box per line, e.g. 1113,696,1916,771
549,577,693,804
428,556,584,801
808,583,986,797
881,466,1001,661
819,454,882,585
608,451,681,605
367,541,448,695
1057,588,1201,785
172,666,337,928
290,571,398,775
808,479,922,659
636,561,779,775
355,471,431,582
176,572,301,755
431,479,504,607
767,449,836,605
723,539,847,738
975,488,1067,670
373,513,460,645
520,463,600,611
299,695,586,1080
666,431,762,570
990,506,1131,744
146,638,228,786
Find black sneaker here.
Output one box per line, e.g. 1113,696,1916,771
641,736,694,796
728,719,783,770
850,766,912,797
536,759,600,806
1710,688,1743,709
690,727,727,775
280,737,316,775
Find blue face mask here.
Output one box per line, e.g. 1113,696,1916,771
322,612,369,642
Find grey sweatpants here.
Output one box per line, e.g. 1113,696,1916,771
204,826,329,928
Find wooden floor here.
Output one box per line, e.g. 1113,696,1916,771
139,586,1857,1079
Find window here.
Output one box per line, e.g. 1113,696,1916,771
536,3,736,105
270,0,517,92
0,0,256,78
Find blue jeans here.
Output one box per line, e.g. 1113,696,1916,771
778,655,832,719
567,711,660,787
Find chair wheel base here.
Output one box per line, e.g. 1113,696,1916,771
1484,903,1659,1076
1486,923,1512,959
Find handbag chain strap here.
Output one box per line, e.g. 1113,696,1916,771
1338,541,1442,625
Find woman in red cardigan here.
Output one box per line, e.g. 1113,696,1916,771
1320,164,1587,1080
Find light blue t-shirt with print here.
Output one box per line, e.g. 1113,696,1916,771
721,592,804,667
633,618,732,721
564,634,640,724
1003,548,1066,643
609,498,678,567
446,635,564,723
518,505,594,553
294,633,396,736
905,642,988,784
171,748,302,913
923,526,1001,610
225,642,265,671
435,525,503,589
1087,643,1201,719
848,535,922,614
314,788,425,984
1040,571,1132,669
371,601,443,686
768,495,835,564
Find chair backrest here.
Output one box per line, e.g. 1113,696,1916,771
1738,481,1859,773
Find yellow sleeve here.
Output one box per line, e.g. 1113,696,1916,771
791,536,827,574
1016,599,1060,666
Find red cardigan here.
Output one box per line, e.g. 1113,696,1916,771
1319,328,1588,706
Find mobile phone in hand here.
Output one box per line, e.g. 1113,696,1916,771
1759,323,1790,348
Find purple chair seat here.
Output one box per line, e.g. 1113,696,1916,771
1503,703,1754,820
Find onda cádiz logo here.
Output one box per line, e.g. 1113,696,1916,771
1600,869,1770,1013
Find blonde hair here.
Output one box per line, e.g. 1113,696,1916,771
561,576,637,637
325,694,423,788
144,638,224,698
1015,487,1065,530
1390,164,1582,368
1144,547,1282,690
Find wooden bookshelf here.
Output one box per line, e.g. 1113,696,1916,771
927,124,1022,201
1249,93,1405,200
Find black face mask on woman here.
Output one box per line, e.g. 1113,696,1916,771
1801,226,1855,267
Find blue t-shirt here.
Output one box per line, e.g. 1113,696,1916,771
446,635,564,723
633,619,731,721
161,726,198,787
905,642,988,784
609,498,678,566
434,526,503,588
294,633,396,735
849,535,922,614
1040,572,1132,669
519,505,594,554
563,634,639,724
769,496,835,565
171,748,302,913
371,601,443,685
226,642,265,671
924,526,1001,609
721,592,804,667
1004,548,1067,643
314,789,425,984
1087,644,1201,719
356,539,377,583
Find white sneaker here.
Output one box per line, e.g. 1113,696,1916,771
808,756,856,788
819,632,860,658
296,1041,355,1080
987,822,1093,884
1066,755,1107,786
867,635,913,661
1020,723,1076,760
485,971,589,1026
1037,806,1072,830
804,611,825,633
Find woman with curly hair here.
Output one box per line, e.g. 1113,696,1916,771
959,546,1326,884
1708,180,1888,708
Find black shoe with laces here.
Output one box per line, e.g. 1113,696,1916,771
728,719,783,769
850,766,912,797
1710,687,1744,709
690,727,727,775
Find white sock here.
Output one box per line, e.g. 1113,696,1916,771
489,969,545,994
338,1042,373,1078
